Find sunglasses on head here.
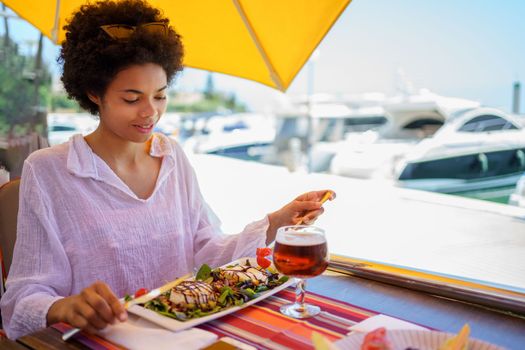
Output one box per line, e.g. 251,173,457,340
100,22,168,40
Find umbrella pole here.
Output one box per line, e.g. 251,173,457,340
51,0,60,42
232,0,285,91
306,59,315,173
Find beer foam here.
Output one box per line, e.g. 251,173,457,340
276,233,326,246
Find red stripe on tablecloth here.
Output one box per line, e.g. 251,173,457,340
270,331,316,349
260,295,364,330
247,305,345,340
260,288,375,328
198,323,272,350
259,296,368,332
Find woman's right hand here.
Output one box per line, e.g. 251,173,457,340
47,281,127,333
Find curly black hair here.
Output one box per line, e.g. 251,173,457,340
59,0,184,115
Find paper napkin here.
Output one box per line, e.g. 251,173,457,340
98,314,218,350
348,314,428,334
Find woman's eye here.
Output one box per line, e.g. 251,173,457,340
155,96,167,100
123,98,139,104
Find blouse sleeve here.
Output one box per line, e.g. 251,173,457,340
0,161,72,340
192,199,269,269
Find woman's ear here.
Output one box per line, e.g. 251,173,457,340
87,92,101,106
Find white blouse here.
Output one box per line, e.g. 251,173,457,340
0,133,268,339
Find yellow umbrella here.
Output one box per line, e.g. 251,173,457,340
3,0,351,91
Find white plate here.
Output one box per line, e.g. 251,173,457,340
335,329,505,350
127,257,294,332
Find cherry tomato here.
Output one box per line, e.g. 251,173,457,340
134,288,148,298
256,247,272,257
361,327,390,350
257,256,272,269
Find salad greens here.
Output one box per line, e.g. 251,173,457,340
195,264,212,281
141,261,289,321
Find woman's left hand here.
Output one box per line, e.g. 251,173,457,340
266,190,335,244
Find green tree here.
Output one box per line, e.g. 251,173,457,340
167,91,246,113
50,92,81,112
0,35,51,137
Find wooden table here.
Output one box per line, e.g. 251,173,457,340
14,271,525,349
0,337,27,349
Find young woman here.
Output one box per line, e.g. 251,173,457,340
0,0,334,340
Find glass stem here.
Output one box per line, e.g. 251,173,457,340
294,278,306,311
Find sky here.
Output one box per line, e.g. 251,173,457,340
3,0,525,113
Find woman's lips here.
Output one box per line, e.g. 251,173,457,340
133,124,154,134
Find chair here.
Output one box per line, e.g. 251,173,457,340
0,179,20,285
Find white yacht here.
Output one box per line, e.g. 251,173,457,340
329,90,480,179
396,107,525,194
182,113,276,162
332,105,525,197
272,102,389,172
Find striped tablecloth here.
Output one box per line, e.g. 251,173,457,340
53,287,378,349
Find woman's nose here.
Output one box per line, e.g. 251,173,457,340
140,99,156,118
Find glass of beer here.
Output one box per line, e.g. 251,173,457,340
273,225,328,318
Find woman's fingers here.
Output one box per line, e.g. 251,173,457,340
81,284,116,325
301,208,324,224
72,281,126,332
47,282,126,334
75,301,108,330
297,190,336,202
94,281,127,322
293,190,333,224
294,199,322,212
269,189,335,231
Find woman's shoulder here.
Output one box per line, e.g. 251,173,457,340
20,142,71,192
25,142,70,169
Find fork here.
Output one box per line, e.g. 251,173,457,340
62,273,191,341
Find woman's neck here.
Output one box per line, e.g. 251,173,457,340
84,127,152,170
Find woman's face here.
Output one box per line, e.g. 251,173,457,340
91,63,168,143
